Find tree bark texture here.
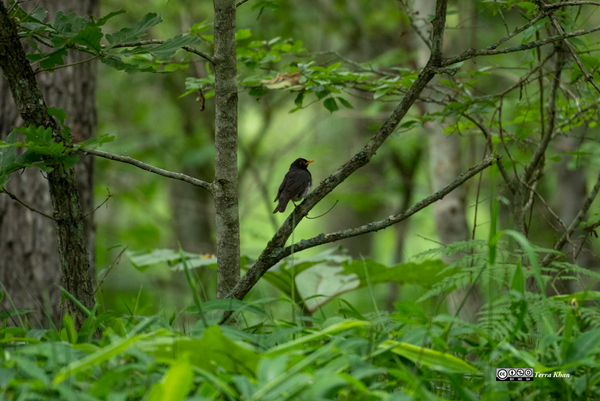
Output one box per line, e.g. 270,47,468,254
0,1,97,328
213,0,240,298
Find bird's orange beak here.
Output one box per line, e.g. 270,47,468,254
305,160,314,165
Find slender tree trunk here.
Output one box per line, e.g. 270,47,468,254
0,1,96,328
213,0,240,298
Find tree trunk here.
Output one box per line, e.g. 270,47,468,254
0,1,97,328
213,0,240,298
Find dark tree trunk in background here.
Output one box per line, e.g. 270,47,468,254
0,0,98,326
555,135,597,293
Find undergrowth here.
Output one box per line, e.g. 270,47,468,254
1,235,600,400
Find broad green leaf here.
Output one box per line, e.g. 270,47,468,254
381,340,479,374
47,107,67,125
565,329,600,364
54,333,149,383
266,320,369,357
337,97,353,109
147,358,194,401
79,134,115,149
72,26,103,52
323,98,338,113
149,35,200,59
40,48,68,69
138,326,261,374
341,259,447,289
106,13,162,47
15,125,53,146
235,29,252,41
97,9,126,26
552,291,600,302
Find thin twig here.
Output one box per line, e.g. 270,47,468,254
35,55,99,74
95,246,127,295
541,167,600,267
81,189,112,221
398,0,432,50
306,200,338,219
443,23,600,67
1,189,56,220
80,148,214,193
544,1,600,9
236,0,250,7
546,10,600,94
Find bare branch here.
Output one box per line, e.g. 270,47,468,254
487,10,549,51
547,12,600,94
236,0,250,7
544,1,600,9
443,23,600,67
81,189,113,221
523,49,566,183
80,148,214,193
398,0,432,50
541,167,600,266
0,189,56,220
278,156,496,258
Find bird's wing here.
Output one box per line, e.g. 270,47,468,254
282,169,311,197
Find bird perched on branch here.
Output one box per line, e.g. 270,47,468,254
273,158,314,213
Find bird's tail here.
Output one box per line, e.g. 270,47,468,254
273,200,288,214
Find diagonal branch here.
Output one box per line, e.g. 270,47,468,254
541,167,600,267
523,48,566,183
80,148,214,193
442,23,600,67
0,189,57,220
546,11,600,94
221,0,450,305
277,156,496,260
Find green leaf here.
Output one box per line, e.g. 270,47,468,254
190,21,211,35
552,291,600,302
60,154,79,169
40,48,68,69
100,55,144,73
47,107,67,125
294,92,305,107
106,13,162,47
30,7,49,21
249,87,269,97
566,329,600,364
323,98,338,113
381,340,480,374
72,26,103,52
337,97,353,109
235,29,252,41
138,326,261,374
327,62,341,73
315,90,329,100
54,334,150,383
147,358,194,401
97,9,126,26
79,134,115,149
149,35,200,59
15,125,54,146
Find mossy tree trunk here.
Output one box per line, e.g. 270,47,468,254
0,2,95,329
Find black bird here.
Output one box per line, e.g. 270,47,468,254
273,158,314,213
